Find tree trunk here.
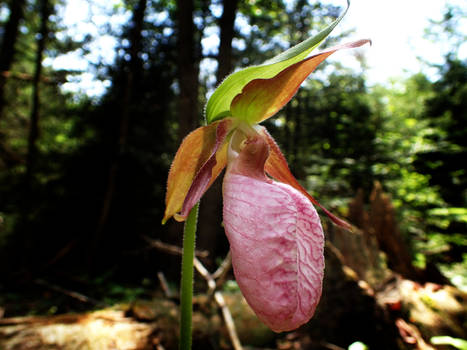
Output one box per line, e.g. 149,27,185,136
368,182,420,280
25,0,50,188
292,92,303,176
284,102,295,171
91,0,147,265
176,0,199,141
216,0,238,83
0,0,26,121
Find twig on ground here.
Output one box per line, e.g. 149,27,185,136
212,251,232,292
214,291,243,350
396,318,435,350
34,279,104,307
193,258,216,293
319,342,346,350
157,271,174,298
142,236,209,258
146,237,239,350
43,240,77,268
193,257,242,350
0,315,42,325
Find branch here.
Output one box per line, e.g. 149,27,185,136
157,271,175,298
212,251,232,292
212,250,231,279
214,291,243,350
193,257,242,350
396,318,436,350
145,235,239,349
320,342,346,350
0,70,68,84
193,257,216,294
142,236,209,258
34,279,105,307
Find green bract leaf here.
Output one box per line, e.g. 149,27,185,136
205,0,350,124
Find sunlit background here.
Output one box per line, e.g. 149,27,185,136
46,0,467,95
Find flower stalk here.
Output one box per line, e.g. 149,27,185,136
179,203,199,350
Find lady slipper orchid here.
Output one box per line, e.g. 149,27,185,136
163,0,369,333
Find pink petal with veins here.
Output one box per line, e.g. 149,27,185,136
222,134,324,332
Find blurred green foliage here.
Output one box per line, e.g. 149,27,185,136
431,336,467,350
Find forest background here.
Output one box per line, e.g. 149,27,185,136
0,0,466,348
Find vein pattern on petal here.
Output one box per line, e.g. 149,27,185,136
223,172,324,332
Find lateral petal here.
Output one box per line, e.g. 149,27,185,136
260,128,353,230
163,118,234,223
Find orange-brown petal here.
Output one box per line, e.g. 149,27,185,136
230,39,371,125
163,118,234,223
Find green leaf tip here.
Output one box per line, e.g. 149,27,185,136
205,0,350,124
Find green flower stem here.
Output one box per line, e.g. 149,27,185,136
179,202,199,350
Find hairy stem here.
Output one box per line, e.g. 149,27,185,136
179,202,199,350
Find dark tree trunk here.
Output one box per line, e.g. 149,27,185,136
0,0,26,121
91,0,147,265
368,182,423,281
25,0,50,188
176,0,199,141
288,1,309,178
284,102,296,171
216,0,238,83
291,92,302,175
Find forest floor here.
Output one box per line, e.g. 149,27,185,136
0,257,466,350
